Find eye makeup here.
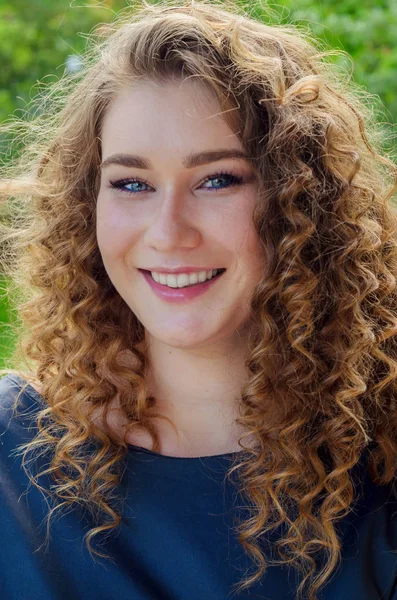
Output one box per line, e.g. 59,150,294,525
108,169,249,196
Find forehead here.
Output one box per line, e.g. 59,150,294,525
100,79,242,157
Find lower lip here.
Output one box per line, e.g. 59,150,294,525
139,270,225,303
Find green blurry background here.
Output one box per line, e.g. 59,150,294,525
1,0,396,368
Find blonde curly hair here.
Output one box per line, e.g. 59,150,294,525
1,1,397,599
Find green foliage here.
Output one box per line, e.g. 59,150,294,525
0,275,17,369
273,0,397,123
0,0,126,123
1,0,396,125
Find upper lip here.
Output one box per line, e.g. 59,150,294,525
140,266,225,274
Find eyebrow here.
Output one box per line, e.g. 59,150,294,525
100,149,251,170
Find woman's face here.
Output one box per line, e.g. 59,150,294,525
96,78,264,349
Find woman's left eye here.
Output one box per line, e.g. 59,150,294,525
109,171,245,196
200,171,245,191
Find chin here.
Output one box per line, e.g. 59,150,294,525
148,325,234,350
151,334,211,349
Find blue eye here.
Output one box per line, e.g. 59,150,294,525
201,171,244,190
109,170,245,195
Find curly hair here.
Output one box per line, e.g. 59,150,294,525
1,1,397,599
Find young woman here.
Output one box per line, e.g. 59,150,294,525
0,1,396,599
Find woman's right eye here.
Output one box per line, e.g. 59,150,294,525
109,178,151,194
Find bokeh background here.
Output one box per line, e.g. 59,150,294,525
1,0,396,369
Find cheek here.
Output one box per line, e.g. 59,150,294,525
96,198,140,257
218,192,260,246
227,213,261,258
233,220,264,282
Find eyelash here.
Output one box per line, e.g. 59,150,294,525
108,170,245,196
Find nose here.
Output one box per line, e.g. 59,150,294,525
143,191,201,251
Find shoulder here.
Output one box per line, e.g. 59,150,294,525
338,452,397,560
352,447,397,519
0,373,44,453
0,372,44,414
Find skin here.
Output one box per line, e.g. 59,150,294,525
95,78,264,457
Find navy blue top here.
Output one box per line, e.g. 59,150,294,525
1,373,397,600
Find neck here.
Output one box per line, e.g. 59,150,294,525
139,331,251,456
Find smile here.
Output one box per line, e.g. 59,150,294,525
139,268,226,303
151,268,225,288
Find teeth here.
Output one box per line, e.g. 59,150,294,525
151,269,220,288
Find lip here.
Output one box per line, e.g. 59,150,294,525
141,266,223,274
139,269,225,303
